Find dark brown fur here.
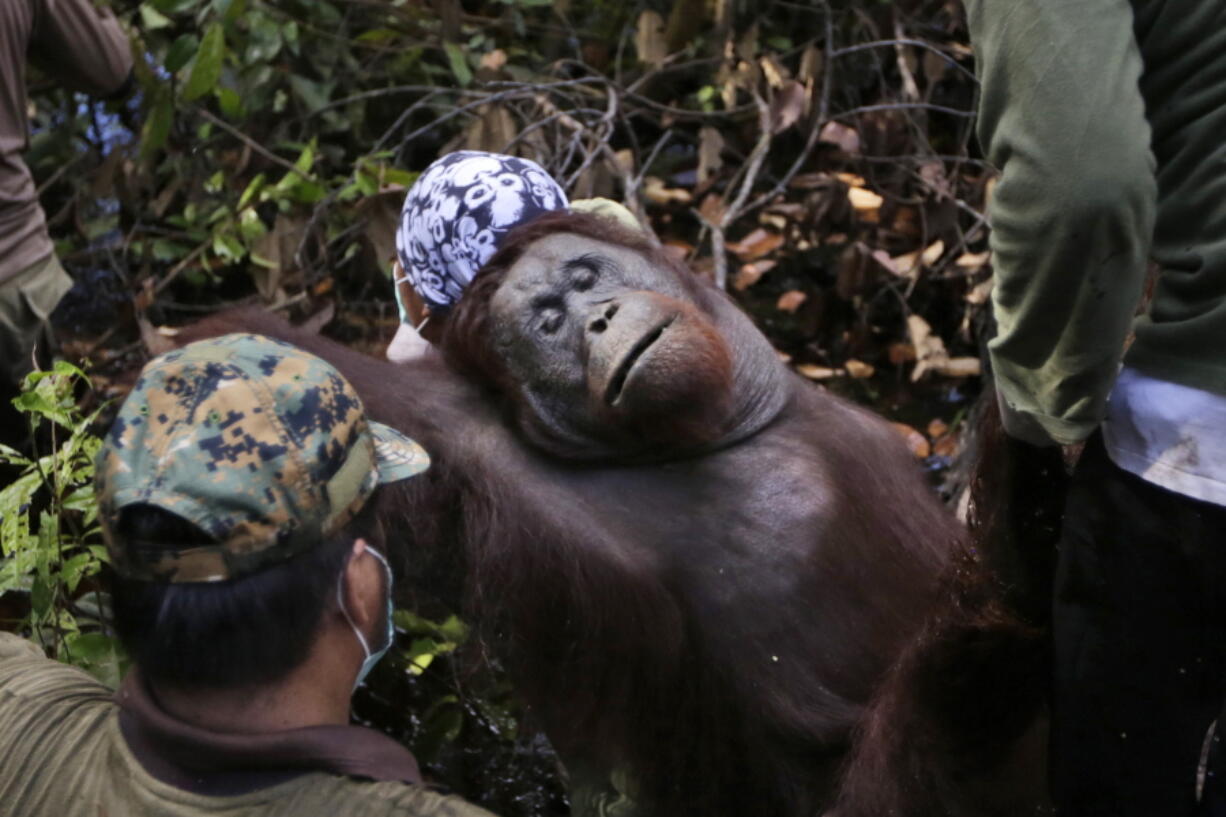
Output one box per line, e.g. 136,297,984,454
178,217,1047,817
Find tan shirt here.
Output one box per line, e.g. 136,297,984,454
0,0,131,281
0,634,497,817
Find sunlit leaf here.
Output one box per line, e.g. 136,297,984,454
139,4,174,30
183,22,225,101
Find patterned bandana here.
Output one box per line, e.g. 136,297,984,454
96,334,430,583
394,151,569,316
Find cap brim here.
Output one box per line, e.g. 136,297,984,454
370,422,430,483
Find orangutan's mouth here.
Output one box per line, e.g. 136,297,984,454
605,317,675,406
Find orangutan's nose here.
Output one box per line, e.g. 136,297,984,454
587,302,620,335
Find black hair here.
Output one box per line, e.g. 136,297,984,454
108,494,385,690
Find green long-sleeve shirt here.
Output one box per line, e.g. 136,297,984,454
965,0,1226,446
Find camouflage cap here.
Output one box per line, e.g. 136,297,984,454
96,333,429,583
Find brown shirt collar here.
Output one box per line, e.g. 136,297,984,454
115,670,422,797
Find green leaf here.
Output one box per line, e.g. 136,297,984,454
164,33,200,73
292,142,316,174
238,208,268,243
216,86,244,119
283,20,300,56
183,22,226,102
245,14,283,63
356,28,400,45
151,238,191,261
60,552,95,594
219,0,247,25
151,0,200,12
237,173,265,209
30,574,52,619
139,4,174,30
212,231,246,261
50,360,87,380
443,42,472,87
382,167,419,188
288,75,332,114
64,632,127,688
140,93,175,161
394,610,469,643
0,442,31,467
12,391,72,428
416,695,463,762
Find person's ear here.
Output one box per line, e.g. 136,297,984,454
341,538,378,633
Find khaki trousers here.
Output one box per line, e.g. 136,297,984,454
0,253,74,388
0,254,73,449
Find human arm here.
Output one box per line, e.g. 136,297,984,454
964,0,1156,446
29,0,133,99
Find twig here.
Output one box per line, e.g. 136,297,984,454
837,102,975,119
373,90,446,153
741,9,837,219
153,240,210,295
394,78,607,153
831,38,978,84
701,94,774,290
35,153,88,196
197,109,312,179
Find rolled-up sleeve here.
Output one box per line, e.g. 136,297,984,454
966,0,1157,446
29,0,133,98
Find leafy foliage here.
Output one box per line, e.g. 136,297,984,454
0,363,125,687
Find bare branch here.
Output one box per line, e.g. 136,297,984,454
197,109,311,180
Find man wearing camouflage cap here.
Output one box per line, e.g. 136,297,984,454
0,334,497,816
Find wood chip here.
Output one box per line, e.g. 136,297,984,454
769,80,806,133
933,431,960,458
727,228,784,261
819,121,861,154
965,277,994,305
759,55,789,88
888,342,916,365
643,176,692,205
921,239,945,266
956,250,991,269
890,422,931,458
733,259,777,291
698,192,725,224
848,187,883,221
845,359,875,379
776,290,808,313
635,10,667,67
698,126,725,182
479,49,508,71
796,364,840,380
934,357,982,378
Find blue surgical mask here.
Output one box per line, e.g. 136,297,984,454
338,545,395,692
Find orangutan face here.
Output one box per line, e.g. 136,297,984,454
487,233,735,455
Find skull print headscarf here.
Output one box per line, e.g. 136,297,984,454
394,151,569,317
